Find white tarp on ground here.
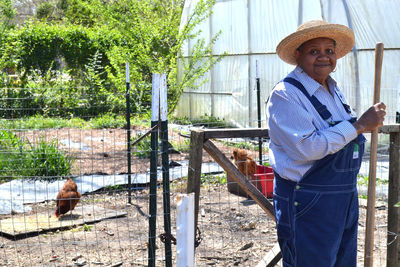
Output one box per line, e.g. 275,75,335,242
0,161,223,215
176,0,400,127
0,158,389,215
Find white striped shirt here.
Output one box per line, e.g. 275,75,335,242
266,66,358,182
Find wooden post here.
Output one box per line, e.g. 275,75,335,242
387,131,400,267
186,129,205,235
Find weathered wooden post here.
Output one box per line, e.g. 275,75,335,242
186,129,204,235
386,126,400,267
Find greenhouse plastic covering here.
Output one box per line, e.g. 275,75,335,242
176,0,400,127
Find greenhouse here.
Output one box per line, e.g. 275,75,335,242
176,0,400,128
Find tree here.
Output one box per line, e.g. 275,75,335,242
0,0,16,31
0,0,223,115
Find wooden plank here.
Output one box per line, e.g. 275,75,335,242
255,242,282,267
186,129,205,232
203,128,268,140
387,132,400,267
0,205,127,239
379,124,400,134
202,139,275,219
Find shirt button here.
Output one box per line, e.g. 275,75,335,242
296,185,300,190
294,201,299,206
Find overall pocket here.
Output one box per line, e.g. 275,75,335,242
273,193,292,239
333,135,366,172
294,190,321,220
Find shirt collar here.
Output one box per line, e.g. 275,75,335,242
292,66,337,96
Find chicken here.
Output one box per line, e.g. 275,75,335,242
232,148,257,177
55,178,81,217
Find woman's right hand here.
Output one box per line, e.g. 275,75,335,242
352,102,386,135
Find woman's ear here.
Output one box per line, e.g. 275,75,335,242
294,49,301,65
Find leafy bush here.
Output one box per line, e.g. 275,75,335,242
25,138,73,178
0,130,73,181
0,130,25,180
36,2,54,20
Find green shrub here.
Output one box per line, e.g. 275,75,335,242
0,130,73,181
0,130,26,180
25,138,73,178
36,2,54,20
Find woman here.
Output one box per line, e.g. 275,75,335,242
266,20,386,267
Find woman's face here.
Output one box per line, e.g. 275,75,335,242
295,37,337,84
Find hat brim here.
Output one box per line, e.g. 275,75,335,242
276,24,355,65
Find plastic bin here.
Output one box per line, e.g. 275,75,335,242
227,164,274,198
253,165,274,198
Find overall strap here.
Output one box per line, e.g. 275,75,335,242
334,90,352,114
283,77,332,120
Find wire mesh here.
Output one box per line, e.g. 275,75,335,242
0,87,395,266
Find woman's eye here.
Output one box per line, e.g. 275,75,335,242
326,49,335,54
310,49,318,55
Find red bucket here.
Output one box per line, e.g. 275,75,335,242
253,165,274,198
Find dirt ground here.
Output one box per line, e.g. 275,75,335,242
0,127,390,266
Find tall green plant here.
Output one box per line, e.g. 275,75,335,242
0,130,73,181
25,138,73,178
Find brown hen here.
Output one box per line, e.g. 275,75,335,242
232,148,257,176
55,178,81,217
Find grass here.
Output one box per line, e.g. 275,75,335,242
170,114,233,128
0,113,151,130
0,113,235,132
0,115,87,129
0,130,74,182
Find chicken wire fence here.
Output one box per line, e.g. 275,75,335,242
0,86,395,267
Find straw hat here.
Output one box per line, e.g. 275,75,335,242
276,20,355,65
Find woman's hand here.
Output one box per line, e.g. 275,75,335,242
352,102,386,135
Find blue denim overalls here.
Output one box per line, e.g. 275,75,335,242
273,78,366,267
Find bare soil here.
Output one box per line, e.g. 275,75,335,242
0,127,389,266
